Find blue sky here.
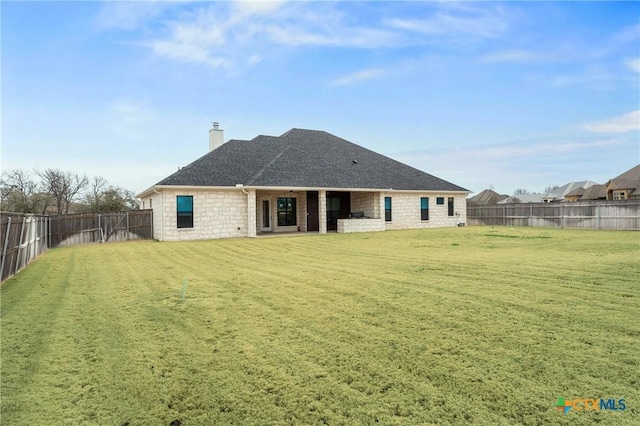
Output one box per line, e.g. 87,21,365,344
2,1,639,196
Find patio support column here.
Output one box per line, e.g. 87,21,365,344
319,190,327,234
246,189,257,237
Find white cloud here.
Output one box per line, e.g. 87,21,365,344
265,24,398,48
93,1,174,31
481,49,556,64
148,40,230,68
387,5,508,40
96,1,514,71
626,58,640,73
331,68,386,86
582,111,640,133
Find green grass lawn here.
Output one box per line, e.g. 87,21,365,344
1,227,638,425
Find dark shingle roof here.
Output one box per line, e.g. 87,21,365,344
156,129,468,192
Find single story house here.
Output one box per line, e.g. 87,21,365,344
136,125,469,241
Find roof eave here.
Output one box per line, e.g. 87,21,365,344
137,184,470,197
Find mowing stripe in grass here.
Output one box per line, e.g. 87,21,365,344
2,228,638,425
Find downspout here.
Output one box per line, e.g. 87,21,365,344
240,185,251,237
153,188,164,241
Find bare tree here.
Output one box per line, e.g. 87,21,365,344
513,188,530,195
83,176,109,211
0,169,50,213
36,169,88,214
544,184,560,194
79,176,138,212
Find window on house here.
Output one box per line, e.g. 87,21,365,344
613,191,627,200
177,195,194,228
277,197,297,226
448,197,454,217
436,197,444,205
385,197,392,222
149,198,153,208
421,197,429,220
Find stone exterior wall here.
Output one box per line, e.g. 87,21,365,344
384,192,467,230
154,189,249,241
350,192,381,218
337,218,385,233
148,188,467,241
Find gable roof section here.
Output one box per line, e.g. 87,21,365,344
607,164,640,196
543,181,598,201
156,129,468,192
498,194,545,204
580,184,606,200
467,189,508,205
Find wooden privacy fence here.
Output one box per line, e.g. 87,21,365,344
48,210,153,247
1,210,153,282
467,201,640,230
1,213,49,283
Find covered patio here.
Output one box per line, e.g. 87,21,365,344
249,189,385,237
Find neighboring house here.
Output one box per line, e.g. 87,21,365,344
565,184,607,202
542,181,599,203
136,126,469,241
498,194,545,204
467,189,508,206
605,164,640,200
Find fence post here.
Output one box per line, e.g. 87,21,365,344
46,216,50,248
561,204,565,229
1,217,11,282
25,217,33,262
530,205,533,227
14,217,26,276
126,211,130,241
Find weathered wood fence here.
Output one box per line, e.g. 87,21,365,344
1,210,153,282
467,201,640,230
48,210,153,247
0,213,49,283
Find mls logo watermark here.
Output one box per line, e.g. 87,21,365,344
556,397,626,414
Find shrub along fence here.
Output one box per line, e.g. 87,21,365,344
467,201,640,230
1,210,153,282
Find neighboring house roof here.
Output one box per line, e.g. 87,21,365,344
153,129,468,192
606,164,640,197
543,181,598,202
467,189,508,205
579,184,607,200
564,186,585,198
498,194,545,204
